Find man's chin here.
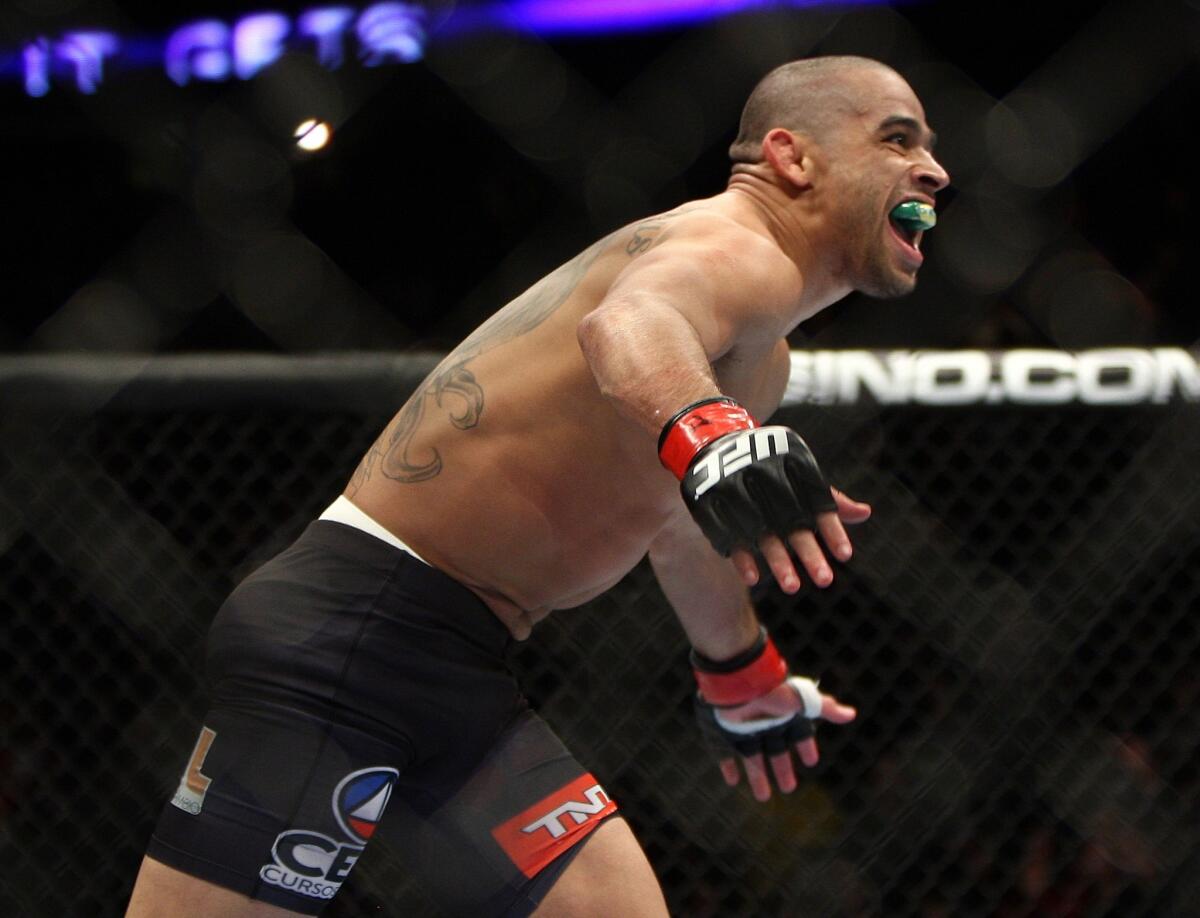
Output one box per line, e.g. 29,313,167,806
859,269,918,300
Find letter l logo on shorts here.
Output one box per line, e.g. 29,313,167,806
170,726,217,815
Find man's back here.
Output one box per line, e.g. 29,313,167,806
347,194,798,636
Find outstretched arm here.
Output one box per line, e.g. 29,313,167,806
647,508,760,661
578,222,869,594
649,512,856,802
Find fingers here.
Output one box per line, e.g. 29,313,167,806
758,534,801,593
815,513,853,564
831,486,872,524
719,689,858,802
730,548,759,587
768,751,797,794
754,531,838,593
788,531,833,587
741,752,773,802
724,699,857,800
796,737,819,768
718,757,740,787
721,754,794,800
734,485,867,593
820,695,857,724
811,486,869,570
730,744,818,802
753,506,861,593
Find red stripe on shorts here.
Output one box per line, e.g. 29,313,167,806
491,773,619,878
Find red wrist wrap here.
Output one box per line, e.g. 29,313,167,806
658,397,757,480
692,635,788,707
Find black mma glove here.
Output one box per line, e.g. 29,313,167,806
658,397,836,556
690,627,825,759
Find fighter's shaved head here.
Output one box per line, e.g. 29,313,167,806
729,56,898,165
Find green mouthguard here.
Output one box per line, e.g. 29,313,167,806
890,201,937,231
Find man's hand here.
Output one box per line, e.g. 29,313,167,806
690,626,856,801
731,487,870,593
658,398,871,593
696,678,857,801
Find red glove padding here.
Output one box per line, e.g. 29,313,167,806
690,626,787,706
658,397,757,480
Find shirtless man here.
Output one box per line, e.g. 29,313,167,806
127,55,948,916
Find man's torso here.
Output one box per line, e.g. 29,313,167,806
346,196,796,636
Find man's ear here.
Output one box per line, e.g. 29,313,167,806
761,128,815,191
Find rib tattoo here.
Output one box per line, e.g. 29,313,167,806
348,220,667,491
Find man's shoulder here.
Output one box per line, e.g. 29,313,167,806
601,197,803,324
621,202,796,288
639,197,784,249
671,202,801,298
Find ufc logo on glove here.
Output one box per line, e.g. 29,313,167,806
689,428,791,497
658,397,836,558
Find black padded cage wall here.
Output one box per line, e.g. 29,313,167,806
2,353,1198,918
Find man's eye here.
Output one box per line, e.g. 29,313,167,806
885,133,908,145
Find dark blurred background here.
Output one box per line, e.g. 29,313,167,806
3,2,1200,917
4,0,1198,356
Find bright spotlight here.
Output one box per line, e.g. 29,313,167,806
294,118,331,151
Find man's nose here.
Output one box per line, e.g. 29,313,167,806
917,153,950,193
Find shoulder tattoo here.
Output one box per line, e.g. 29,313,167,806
362,242,604,485
626,222,666,256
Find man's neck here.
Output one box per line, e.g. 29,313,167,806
723,173,852,316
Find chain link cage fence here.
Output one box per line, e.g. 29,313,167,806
2,352,1199,917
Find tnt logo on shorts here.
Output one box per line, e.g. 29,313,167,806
491,774,618,878
259,766,399,901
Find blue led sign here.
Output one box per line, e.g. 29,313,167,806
19,2,427,97
8,0,892,97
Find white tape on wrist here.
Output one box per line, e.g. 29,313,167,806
788,676,823,719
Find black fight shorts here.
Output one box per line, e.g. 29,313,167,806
147,520,618,915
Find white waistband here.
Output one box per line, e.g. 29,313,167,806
318,496,429,565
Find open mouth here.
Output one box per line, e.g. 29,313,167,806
887,201,935,261
887,216,924,264
889,218,922,250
